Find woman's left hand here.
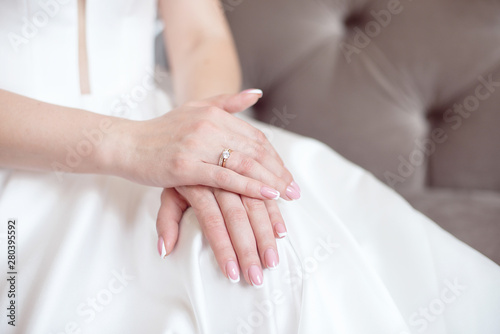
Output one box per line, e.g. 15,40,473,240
155,186,290,287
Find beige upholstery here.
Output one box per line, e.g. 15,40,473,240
224,0,500,263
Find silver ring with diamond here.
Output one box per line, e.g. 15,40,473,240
218,148,232,168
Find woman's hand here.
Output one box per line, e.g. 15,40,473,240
111,90,300,201
155,185,293,287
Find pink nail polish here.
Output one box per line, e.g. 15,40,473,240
275,223,287,238
286,185,300,200
261,187,280,200
291,181,301,193
264,249,279,270
226,261,240,283
241,89,263,97
248,265,264,288
157,236,167,259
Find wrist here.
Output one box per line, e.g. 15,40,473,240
96,116,137,179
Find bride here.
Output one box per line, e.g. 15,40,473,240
1,0,499,333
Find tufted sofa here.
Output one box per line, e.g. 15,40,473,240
224,0,500,263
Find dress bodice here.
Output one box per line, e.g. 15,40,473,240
0,0,158,110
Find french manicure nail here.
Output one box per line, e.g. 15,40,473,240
286,185,301,200
158,236,167,259
241,88,263,97
261,187,280,200
264,249,279,270
275,223,287,238
290,181,301,193
248,265,264,288
226,261,240,283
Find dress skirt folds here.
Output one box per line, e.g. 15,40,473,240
0,1,499,333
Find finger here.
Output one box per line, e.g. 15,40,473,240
242,196,279,270
156,188,189,258
265,200,287,239
226,134,293,184
194,163,282,201
212,130,296,195
216,113,296,188
217,111,285,164
214,189,264,288
203,89,263,114
222,150,292,200
177,186,241,284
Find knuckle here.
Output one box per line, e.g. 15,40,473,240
194,193,212,211
252,220,271,236
270,211,284,225
239,157,255,174
192,119,214,133
205,106,222,117
266,202,284,223
244,180,255,197
211,239,233,257
182,186,208,206
255,144,267,158
225,207,248,224
244,197,265,211
182,137,199,150
283,171,294,185
254,129,267,144
201,214,224,231
238,246,258,260
172,156,190,173
214,169,231,187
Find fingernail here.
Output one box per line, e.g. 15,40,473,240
261,187,280,200
291,181,301,193
248,265,264,288
275,223,287,238
286,185,301,200
264,249,279,270
226,261,240,283
241,89,263,97
157,236,167,259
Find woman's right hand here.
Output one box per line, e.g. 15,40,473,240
109,89,300,201
156,185,291,287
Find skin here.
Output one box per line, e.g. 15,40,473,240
156,0,297,286
0,0,299,287
0,90,292,198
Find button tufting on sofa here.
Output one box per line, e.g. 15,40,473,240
225,0,500,263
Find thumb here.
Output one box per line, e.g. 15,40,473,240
204,89,263,114
156,188,189,258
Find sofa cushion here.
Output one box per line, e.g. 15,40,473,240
225,0,500,262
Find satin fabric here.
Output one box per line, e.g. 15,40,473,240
0,1,499,333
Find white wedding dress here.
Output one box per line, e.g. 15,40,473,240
0,1,499,334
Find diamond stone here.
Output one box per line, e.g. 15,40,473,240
222,150,230,159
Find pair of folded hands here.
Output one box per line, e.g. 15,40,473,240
120,89,301,288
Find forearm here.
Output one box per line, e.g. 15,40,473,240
0,90,128,177
159,0,242,105
169,37,242,104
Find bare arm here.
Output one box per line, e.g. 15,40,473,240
0,88,290,199
0,0,243,179
0,89,124,177
156,1,298,287
159,0,242,104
